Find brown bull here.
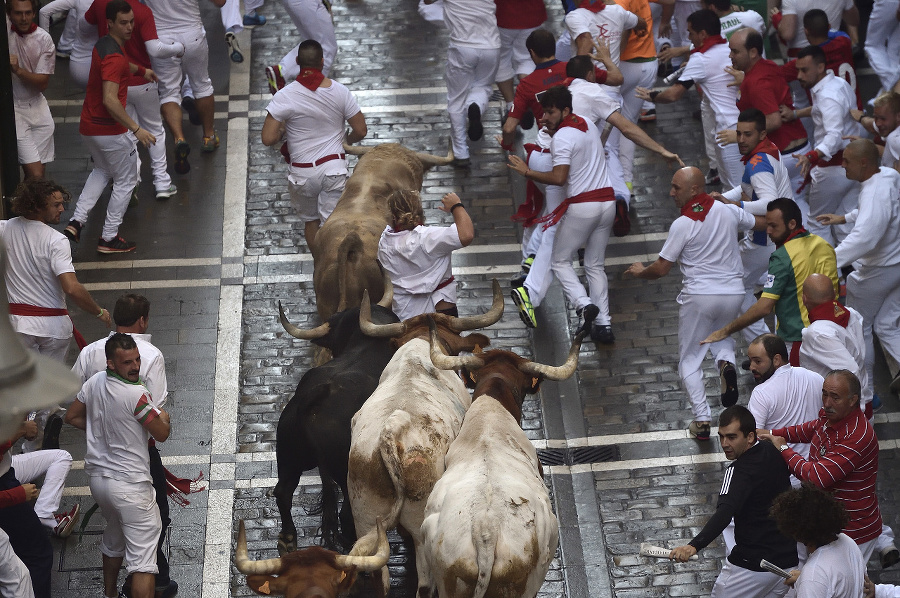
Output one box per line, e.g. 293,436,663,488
311,143,453,321
234,517,389,598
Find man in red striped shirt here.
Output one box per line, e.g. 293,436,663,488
759,370,887,563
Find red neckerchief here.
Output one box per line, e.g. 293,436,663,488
11,22,37,36
578,0,606,12
691,34,726,54
680,193,715,222
781,226,807,246
807,300,851,328
296,67,325,91
741,138,781,164
556,113,589,133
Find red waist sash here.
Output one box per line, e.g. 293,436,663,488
536,187,615,230
8,303,87,349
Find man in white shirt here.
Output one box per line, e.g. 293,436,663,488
782,44,861,246
261,40,367,249
7,0,55,180
852,91,900,172
715,108,793,344
0,179,110,452
817,139,900,412
427,0,500,167
776,0,858,57
637,9,743,188
565,0,645,68
626,167,761,440
265,0,338,93
65,333,171,598
143,0,224,159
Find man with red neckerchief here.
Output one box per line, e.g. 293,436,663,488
758,369,884,564
507,86,618,341
626,167,762,441
261,39,367,249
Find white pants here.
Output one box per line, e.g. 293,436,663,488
711,560,790,598
550,199,616,323
865,0,900,92
715,129,744,190
671,1,702,67
220,0,265,32
496,26,538,82
14,98,54,165
806,165,859,246
10,450,72,527
0,529,33,598
58,9,76,52
678,293,744,421
74,133,139,241
740,240,774,343
15,334,69,454
522,151,565,307
875,524,898,554
606,59,657,186
847,263,900,398
446,44,499,160
289,169,346,223
90,477,161,575
153,26,214,105
701,95,719,172
781,143,811,225
69,55,91,89
278,0,338,77
126,82,170,192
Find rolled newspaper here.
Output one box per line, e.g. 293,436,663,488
640,543,699,560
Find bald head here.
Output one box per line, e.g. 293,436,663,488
846,139,881,167
802,273,836,310
669,167,705,208
842,138,881,182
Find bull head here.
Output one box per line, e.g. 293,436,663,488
234,517,390,597
279,272,393,340
342,141,455,167
358,279,504,338
428,324,585,382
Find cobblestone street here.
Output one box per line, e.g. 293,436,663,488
24,0,900,596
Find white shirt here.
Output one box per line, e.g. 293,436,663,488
142,0,203,34
377,224,462,320
564,5,638,67
800,305,873,407
748,364,823,460
39,0,97,63
7,19,55,103
719,9,765,39
0,217,75,340
552,117,610,196
879,126,900,169
79,370,155,483
795,533,865,598
678,43,739,131
266,80,361,178
659,201,754,296
73,332,168,407
782,0,854,49
723,151,793,207
810,72,859,160
836,167,900,268
569,77,619,130
442,0,500,49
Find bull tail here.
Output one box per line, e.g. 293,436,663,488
335,232,365,313
472,514,498,598
378,410,438,528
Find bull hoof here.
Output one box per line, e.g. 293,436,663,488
277,534,296,556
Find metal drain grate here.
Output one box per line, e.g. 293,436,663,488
537,445,619,467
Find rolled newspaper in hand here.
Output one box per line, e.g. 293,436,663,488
760,559,792,579
640,543,699,560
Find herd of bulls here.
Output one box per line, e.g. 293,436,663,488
232,142,583,598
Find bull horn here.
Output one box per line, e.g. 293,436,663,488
334,517,390,571
342,141,373,156
279,301,331,340
234,520,283,575
377,269,393,308
518,330,585,381
448,279,504,332
359,290,406,337
413,140,455,167
429,317,484,371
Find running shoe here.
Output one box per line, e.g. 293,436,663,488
719,361,739,407
242,12,266,27
97,235,136,254
174,140,191,174
467,103,483,141
705,168,720,186
63,220,82,243
639,108,656,122
181,96,201,126
225,31,244,63
266,64,285,95
688,421,711,441
511,286,537,328
522,254,535,273
155,184,177,200
52,503,80,538
591,323,615,344
201,132,220,153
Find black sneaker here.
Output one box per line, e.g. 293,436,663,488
450,157,471,169
510,271,527,288
42,414,63,450
705,168,720,186
591,323,615,344
181,97,201,126
173,140,191,174
63,220,82,243
519,108,535,130
467,103,483,141
719,361,739,407
576,304,599,334
881,546,900,569
97,235,136,254
522,254,535,273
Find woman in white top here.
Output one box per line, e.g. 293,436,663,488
377,190,474,320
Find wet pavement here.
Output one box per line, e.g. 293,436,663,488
24,0,900,596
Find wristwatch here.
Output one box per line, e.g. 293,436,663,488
778,444,789,452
